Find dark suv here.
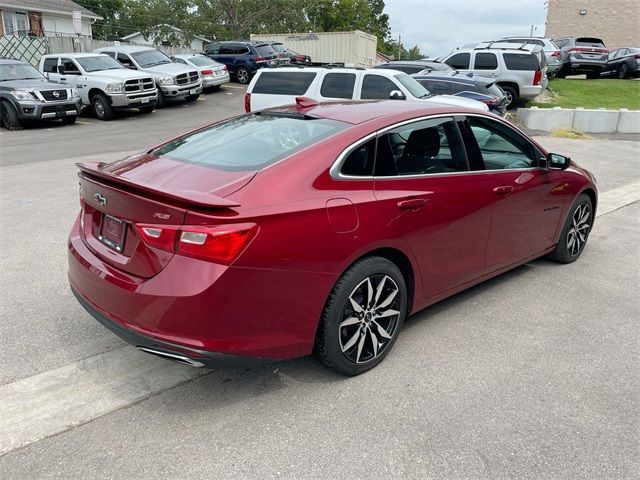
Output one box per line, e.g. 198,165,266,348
553,37,609,78
203,41,279,84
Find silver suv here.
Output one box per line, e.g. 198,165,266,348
440,46,547,108
95,46,202,106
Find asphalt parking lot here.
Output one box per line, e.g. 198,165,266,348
1,91,639,479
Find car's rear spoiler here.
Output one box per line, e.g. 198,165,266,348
77,162,241,209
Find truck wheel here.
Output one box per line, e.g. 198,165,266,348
139,105,155,114
0,100,23,130
235,66,251,84
61,116,77,125
91,93,114,121
156,89,166,108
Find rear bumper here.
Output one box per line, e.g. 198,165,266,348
202,73,230,87
519,85,544,99
160,82,203,98
564,61,605,73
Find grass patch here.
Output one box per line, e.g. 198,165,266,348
528,78,640,110
550,128,592,140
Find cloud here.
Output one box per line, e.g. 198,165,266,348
384,0,547,57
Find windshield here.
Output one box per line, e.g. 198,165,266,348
0,63,43,81
153,114,347,171
76,55,124,72
131,49,172,68
187,55,216,67
395,72,430,98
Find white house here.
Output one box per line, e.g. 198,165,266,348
122,25,211,52
0,0,101,38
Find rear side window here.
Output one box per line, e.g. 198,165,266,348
219,45,237,54
341,139,376,176
361,75,399,99
153,114,346,171
503,53,538,71
252,72,316,95
320,73,356,99
42,58,58,73
238,46,250,55
445,53,470,69
474,53,498,70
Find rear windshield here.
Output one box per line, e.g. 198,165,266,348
256,45,276,57
271,44,287,52
253,71,317,95
503,53,539,71
576,37,606,47
187,55,216,67
152,114,346,171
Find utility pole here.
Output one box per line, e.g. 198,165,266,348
398,35,401,60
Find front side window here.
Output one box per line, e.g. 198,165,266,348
320,73,356,99
445,53,470,69
252,72,316,95
375,117,468,176
42,57,58,73
117,53,135,68
361,74,400,99
61,58,81,75
465,116,537,170
206,44,220,54
474,53,498,70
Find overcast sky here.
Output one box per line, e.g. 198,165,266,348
383,0,547,58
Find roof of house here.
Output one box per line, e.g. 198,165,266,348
0,1,102,19
121,25,211,43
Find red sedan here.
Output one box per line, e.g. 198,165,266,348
68,99,597,375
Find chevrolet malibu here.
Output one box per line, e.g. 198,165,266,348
69,99,597,375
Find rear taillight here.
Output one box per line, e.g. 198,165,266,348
294,55,304,62
134,223,258,264
533,68,542,86
551,50,561,57
482,97,500,106
254,56,266,62
244,92,251,113
568,47,609,54
201,69,213,75
223,65,228,71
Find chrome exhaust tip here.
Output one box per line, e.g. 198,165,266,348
137,346,205,368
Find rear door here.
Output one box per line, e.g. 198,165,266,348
372,116,496,297
472,52,499,78
460,115,564,270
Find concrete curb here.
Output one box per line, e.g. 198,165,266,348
516,107,640,134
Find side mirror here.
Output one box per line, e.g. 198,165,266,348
389,90,406,100
546,152,571,170
56,65,65,75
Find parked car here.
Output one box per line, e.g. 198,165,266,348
0,58,82,130
375,60,453,74
440,46,547,108
245,66,488,112
411,71,508,116
498,37,562,75
601,47,640,79
172,54,230,89
552,37,609,78
68,99,597,375
268,42,306,64
39,53,157,121
203,41,280,84
94,46,202,106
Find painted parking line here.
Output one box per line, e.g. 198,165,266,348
596,179,640,218
75,120,93,125
222,84,246,89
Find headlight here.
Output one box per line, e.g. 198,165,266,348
10,90,32,101
71,88,80,98
157,76,174,85
105,82,123,93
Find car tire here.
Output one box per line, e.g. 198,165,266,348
61,116,77,125
235,66,251,84
548,193,593,264
185,94,199,102
139,105,154,114
91,93,114,121
156,89,166,108
314,256,407,376
617,63,629,79
501,85,518,109
0,100,23,130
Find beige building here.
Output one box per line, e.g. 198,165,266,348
545,0,639,49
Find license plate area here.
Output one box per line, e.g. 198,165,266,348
189,88,197,95
98,214,126,252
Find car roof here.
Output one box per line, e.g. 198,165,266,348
383,60,441,66
258,66,401,77
41,52,108,58
0,58,30,65
95,46,156,53
265,100,483,126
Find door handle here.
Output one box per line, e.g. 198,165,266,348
397,198,427,210
493,185,514,195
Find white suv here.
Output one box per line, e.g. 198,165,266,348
245,66,488,113
440,46,547,108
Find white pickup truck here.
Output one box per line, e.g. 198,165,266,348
39,53,157,120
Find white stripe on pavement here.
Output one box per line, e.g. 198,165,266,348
595,180,640,217
0,347,206,456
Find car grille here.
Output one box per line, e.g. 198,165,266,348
42,104,76,114
176,71,199,85
124,78,156,93
38,89,69,101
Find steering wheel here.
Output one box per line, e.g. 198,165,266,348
277,125,305,149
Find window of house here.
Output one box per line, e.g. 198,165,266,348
2,11,28,36
320,73,356,99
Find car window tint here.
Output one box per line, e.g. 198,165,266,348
117,53,134,66
218,45,236,54
207,45,220,54
341,138,376,176
503,53,538,71
474,52,498,70
153,115,346,171
101,51,115,58
238,46,250,55
62,58,80,74
554,39,568,48
42,58,58,73
361,75,399,99
465,116,537,170
374,117,468,176
320,73,356,99
252,72,316,95
256,45,275,57
445,53,470,69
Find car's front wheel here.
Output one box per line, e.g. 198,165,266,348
315,256,407,376
91,93,114,121
0,100,23,130
235,66,251,84
548,193,593,264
